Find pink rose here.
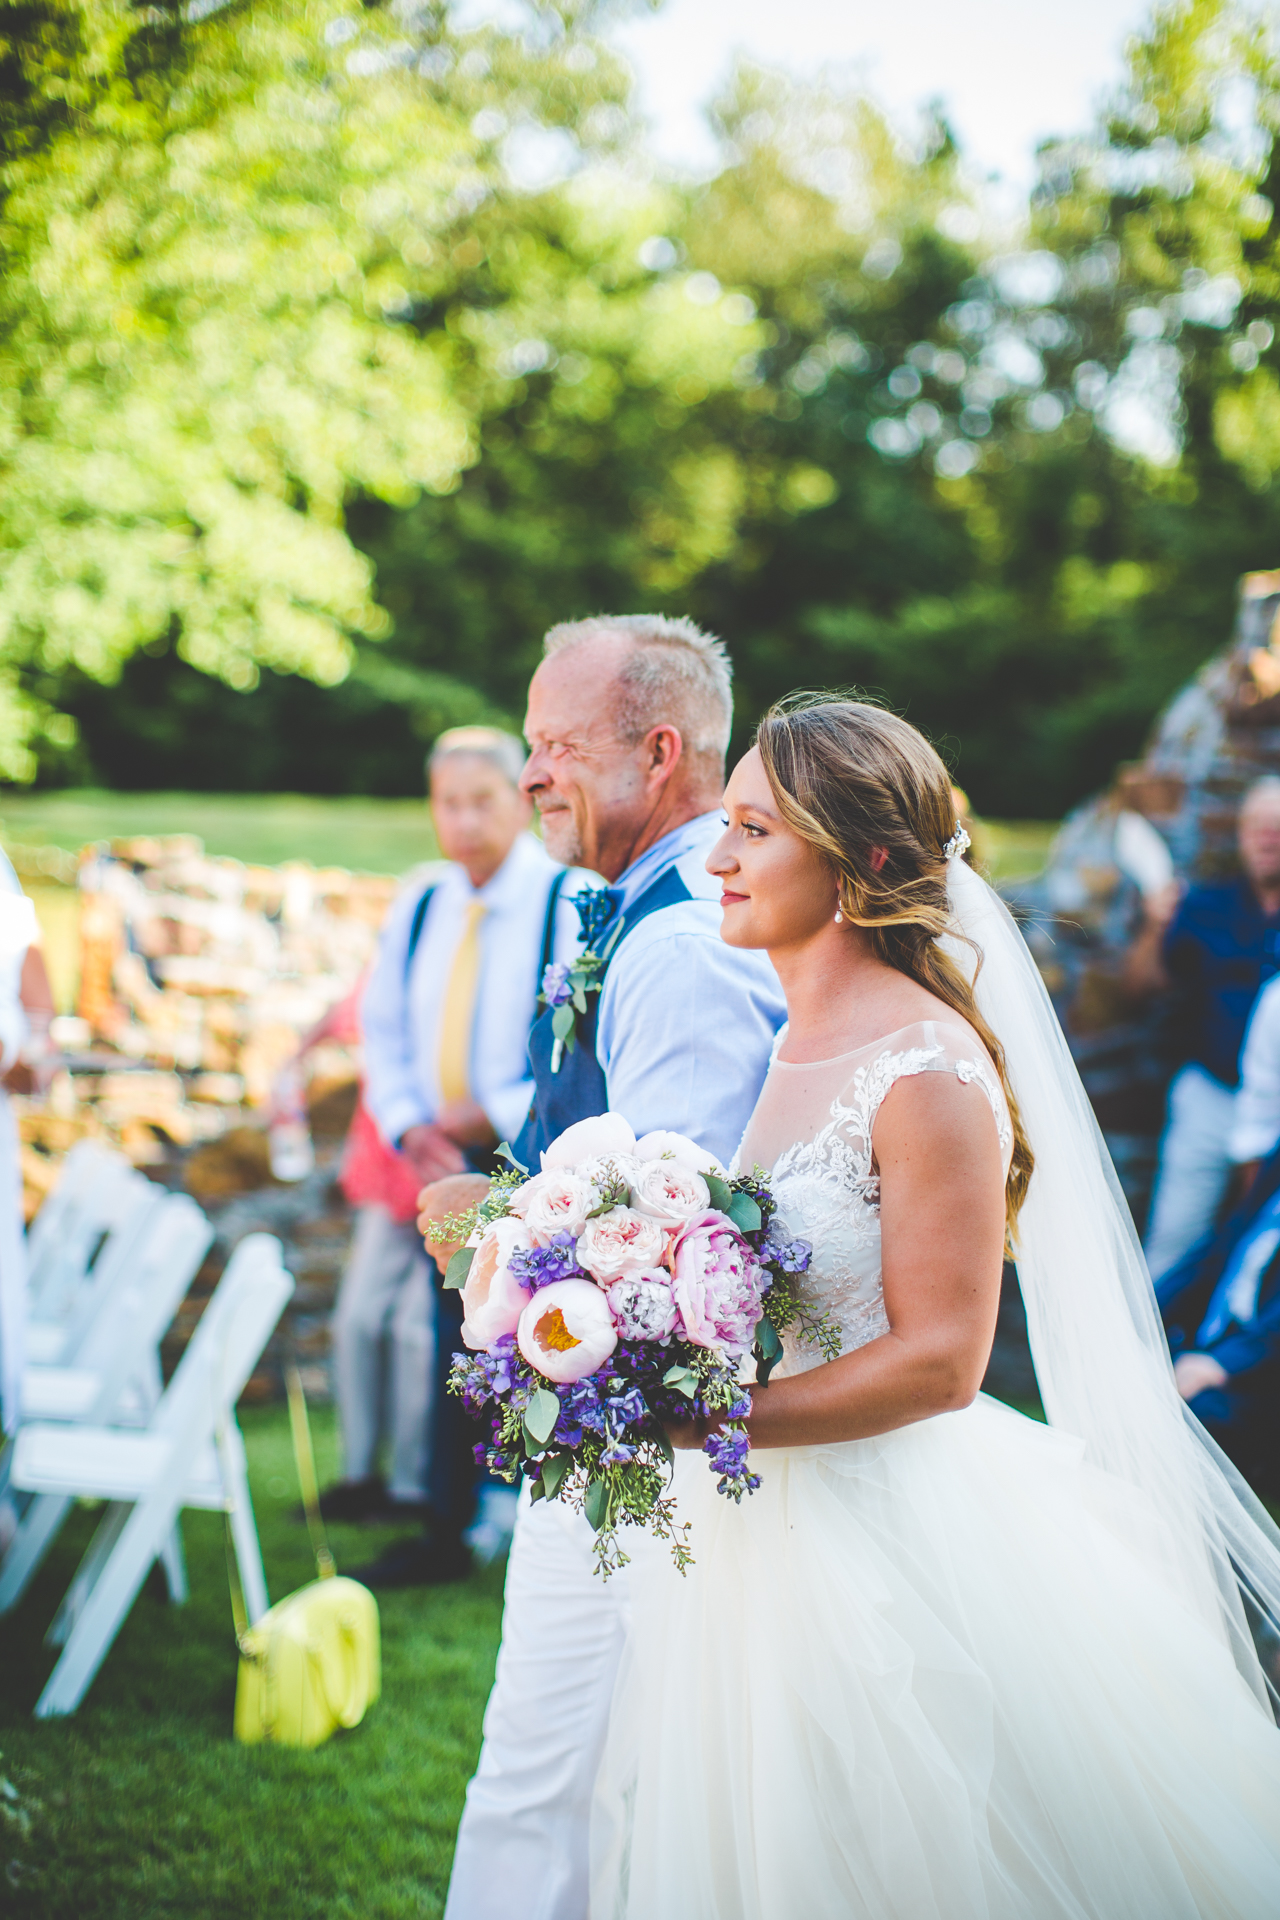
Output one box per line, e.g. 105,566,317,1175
670,1211,768,1357
511,1167,598,1244
630,1157,710,1230
576,1205,667,1282
517,1278,618,1383
460,1217,534,1350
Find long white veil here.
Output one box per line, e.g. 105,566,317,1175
948,857,1280,1711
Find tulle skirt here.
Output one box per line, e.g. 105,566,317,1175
590,1394,1280,1919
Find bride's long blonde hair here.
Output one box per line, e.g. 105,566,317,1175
756,693,1034,1237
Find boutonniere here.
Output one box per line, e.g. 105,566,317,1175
540,888,626,1073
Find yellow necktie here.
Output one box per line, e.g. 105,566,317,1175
437,901,486,1104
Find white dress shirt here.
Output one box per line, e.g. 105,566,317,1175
596,811,787,1166
362,832,588,1148
1231,973,1280,1163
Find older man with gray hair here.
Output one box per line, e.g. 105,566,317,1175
429,615,786,1919
331,725,583,1580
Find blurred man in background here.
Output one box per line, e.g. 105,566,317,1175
332,727,581,1585
0,849,53,1440
1130,776,1280,1279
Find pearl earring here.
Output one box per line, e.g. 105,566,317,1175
834,909,844,925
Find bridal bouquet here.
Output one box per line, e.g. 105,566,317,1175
436,1113,820,1574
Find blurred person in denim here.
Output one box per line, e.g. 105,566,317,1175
1132,777,1280,1279
1157,1137,1280,1498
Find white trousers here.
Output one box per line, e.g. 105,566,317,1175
445,1489,631,1920
1143,1063,1238,1282
331,1204,433,1502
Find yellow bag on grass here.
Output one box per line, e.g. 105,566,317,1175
233,1573,380,1748
228,1367,380,1748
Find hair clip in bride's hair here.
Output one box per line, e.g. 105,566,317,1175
943,823,971,862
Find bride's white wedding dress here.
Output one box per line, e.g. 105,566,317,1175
591,1017,1280,1919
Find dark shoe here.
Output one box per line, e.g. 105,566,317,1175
295,1476,388,1525
346,1536,472,1588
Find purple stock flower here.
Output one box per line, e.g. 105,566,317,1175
704,1423,761,1498
766,1234,812,1274
507,1232,585,1290
604,1384,648,1434
599,1439,638,1468
541,960,574,1007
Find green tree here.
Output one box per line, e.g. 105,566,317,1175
0,0,752,780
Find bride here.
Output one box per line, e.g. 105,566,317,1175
591,696,1280,1919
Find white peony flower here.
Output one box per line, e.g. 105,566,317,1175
541,1111,637,1171
634,1129,726,1179
576,1205,667,1282
629,1156,711,1229
518,1279,618,1383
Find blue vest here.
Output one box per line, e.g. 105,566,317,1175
513,864,694,1167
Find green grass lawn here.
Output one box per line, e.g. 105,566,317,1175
0,792,441,876
0,1406,502,1919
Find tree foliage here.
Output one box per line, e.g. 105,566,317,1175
8,0,1280,814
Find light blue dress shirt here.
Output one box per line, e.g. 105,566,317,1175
595,811,787,1167
362,832,588,1147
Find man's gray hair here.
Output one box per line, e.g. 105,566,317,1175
427,725,526,789
542,613,733,770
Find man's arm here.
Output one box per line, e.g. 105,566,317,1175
1122,881,1180,997
597,923,784,1166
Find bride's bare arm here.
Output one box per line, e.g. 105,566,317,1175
672,1073,1008,1450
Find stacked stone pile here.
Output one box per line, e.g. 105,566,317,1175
8,833,416,1400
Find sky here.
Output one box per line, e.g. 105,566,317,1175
610,0,1155,198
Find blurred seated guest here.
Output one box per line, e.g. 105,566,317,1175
1129,776,1280,1280
1157,1138,1280,1499
0,850,53,1438
1229,969,1280,1181
350,727,582,1586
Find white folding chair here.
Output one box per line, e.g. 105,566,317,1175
25,1144,165,1368
0,1194,215,1608
6,1234,293,1718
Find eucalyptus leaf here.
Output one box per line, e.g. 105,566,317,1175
584,1479,610,1532
662,1364,698,1400
753,1312,784,1385
572,983,588,1014
551,1003,575,1043
727,1190,763,1233
529,1477,545,1503
495,1140,528,1175
655,1429,675,1467
541,1452,570,1500
523,1387,561,1449
443,1245,475,1291
704,1172,734,1214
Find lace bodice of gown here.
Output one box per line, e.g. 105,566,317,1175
735,1019,1013,1378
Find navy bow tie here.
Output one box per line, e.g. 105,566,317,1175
575,885,624,953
